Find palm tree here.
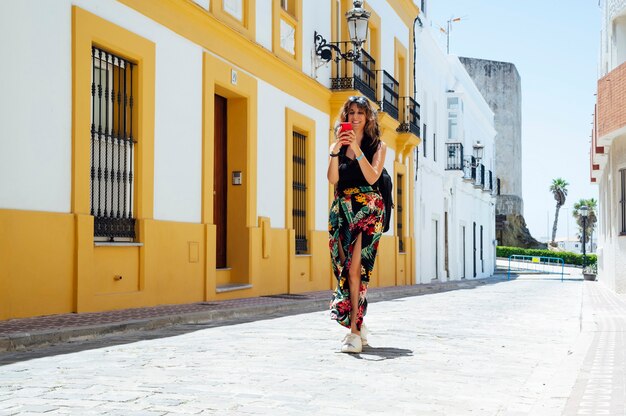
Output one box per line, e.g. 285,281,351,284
549,178,569,245
573,198,598,251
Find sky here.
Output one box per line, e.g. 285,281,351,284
428,1,600,243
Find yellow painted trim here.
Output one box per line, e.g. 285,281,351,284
201,54,215,225
364,3,381,67
272,0,302,69
202,52,258,288
72,6,155,220
397,132,420,159
386,0,421,28
285,108,316,242
394,38,408,99
394,161,408,239
378,112,401,151
209,0,256,42
118,0,330,113
202,53,258,228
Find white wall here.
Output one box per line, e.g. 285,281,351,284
413,20,496,283
255,0,272,52
256,79,330,231
153,44,203,223
0,0,207,221
597,134,626,293
0,1,72,212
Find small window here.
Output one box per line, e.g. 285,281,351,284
223,0,243,21
447,97,459,110
448,115,458,140
293,130,308,253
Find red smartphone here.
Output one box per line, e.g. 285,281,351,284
339,122,353,132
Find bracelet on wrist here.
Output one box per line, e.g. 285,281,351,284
356,153,365,161
330,151,340,157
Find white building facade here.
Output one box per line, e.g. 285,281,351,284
591,0,626,293
412,6,497,283
0,0,500,320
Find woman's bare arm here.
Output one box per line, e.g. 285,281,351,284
355,142,387,185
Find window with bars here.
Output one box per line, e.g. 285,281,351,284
621,169,626,234
397,173,404,252
91,46,136,241
293,131,308,253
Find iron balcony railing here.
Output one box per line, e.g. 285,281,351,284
485,170,493,192
378,70,399,120
397,96,421,136
475,164,485,188
445,143,464,170
330,43,376,102
407,97,420,136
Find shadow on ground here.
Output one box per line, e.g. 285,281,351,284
349,346,414,361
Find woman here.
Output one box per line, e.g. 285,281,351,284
327,95,387,353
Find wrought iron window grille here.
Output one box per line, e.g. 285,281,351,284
91,46,136,241
293,131,308,253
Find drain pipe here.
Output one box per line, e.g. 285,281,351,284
413,14,423,99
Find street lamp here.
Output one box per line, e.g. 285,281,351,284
314,0,371,62
473,141,484,162
580,205,589,268
471,141,484,167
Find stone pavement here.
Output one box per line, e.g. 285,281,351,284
0,278,498,352
0,272,625,415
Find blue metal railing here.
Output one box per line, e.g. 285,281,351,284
507,255,565,281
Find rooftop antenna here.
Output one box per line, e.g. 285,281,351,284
439,16,465,54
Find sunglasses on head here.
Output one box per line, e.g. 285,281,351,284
348,96,368,104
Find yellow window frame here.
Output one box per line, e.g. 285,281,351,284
273,0,302,68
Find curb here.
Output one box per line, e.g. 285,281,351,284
0,276,506,352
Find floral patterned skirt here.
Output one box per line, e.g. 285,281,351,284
329,186,385,330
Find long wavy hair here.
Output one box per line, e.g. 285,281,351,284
336,95,381,153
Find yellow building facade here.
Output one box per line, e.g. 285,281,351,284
0,0,421,320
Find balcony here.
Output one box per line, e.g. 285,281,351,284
378,70,399,121
475,164,485,189
329,43,376,102
445,143,464,170
596,61,626,147
398,97,420,136
484,170,493,192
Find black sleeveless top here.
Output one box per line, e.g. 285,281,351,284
337,140,378,191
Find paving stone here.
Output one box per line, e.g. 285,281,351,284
1,273,625,414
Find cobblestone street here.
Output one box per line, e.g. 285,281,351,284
1,274,624,415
